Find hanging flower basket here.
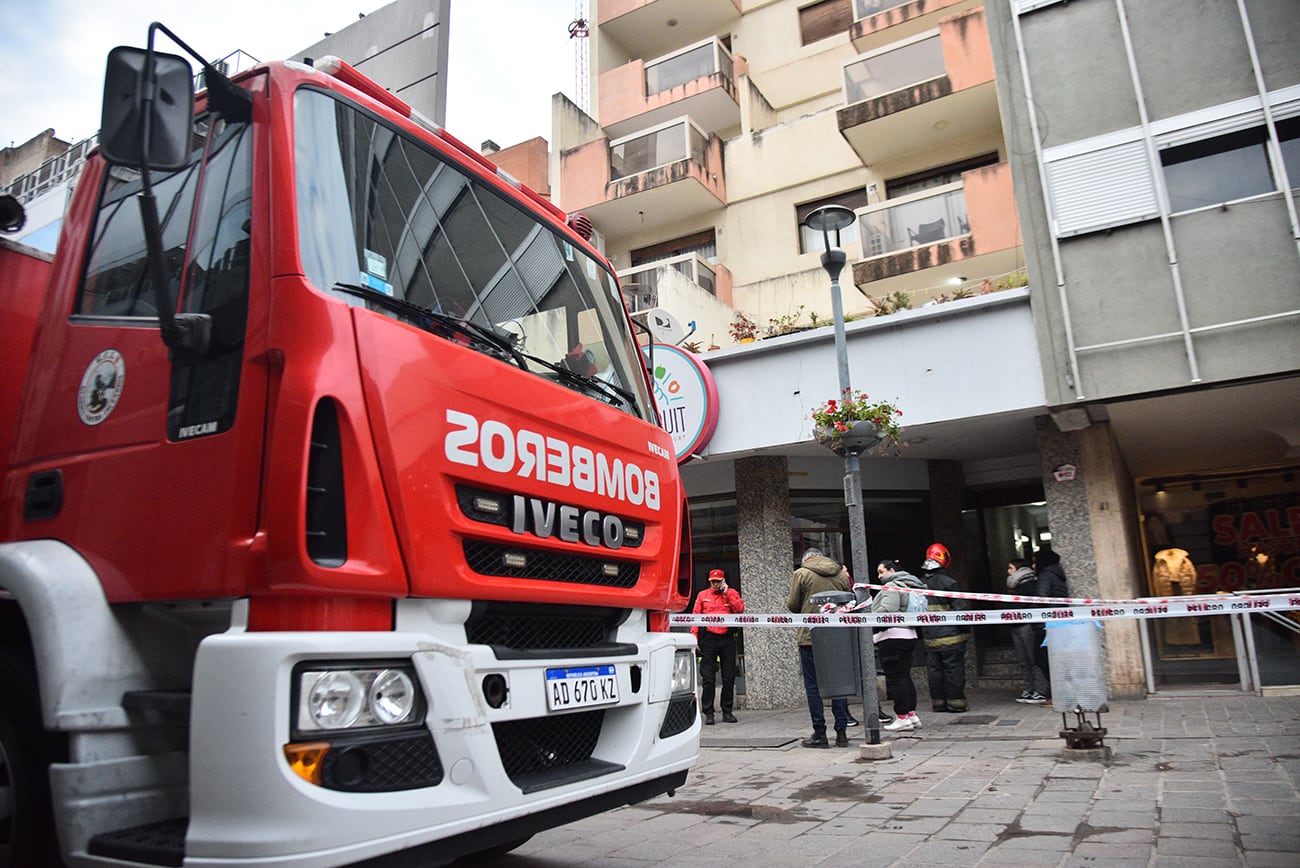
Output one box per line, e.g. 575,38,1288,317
814,420,888,456
810,389,904,455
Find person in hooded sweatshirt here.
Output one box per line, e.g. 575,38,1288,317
787,548,853,748
871,559,926,732
1007,558,1050,704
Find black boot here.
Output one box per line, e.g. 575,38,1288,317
703,712,715,725
801,730,829,748
835,729,849,748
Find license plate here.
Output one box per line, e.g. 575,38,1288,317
545,664,619,711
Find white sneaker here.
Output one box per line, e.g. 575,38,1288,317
906,712,922,729
882,714,915,732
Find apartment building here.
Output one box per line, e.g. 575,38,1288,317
985,0,1300,691
553,0,1298,707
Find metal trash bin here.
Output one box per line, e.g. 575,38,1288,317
810,590,860,698
1045,620,1107,711
1047,619,1110,749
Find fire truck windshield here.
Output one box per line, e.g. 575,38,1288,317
293,88,654,421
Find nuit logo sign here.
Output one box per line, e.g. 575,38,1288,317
644,344,719,462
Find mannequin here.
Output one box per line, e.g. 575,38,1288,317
1153,548,1200,646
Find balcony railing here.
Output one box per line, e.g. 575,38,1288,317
609,117,707,181
853,0,910,20
855,181,969,258
645,37,734,98
843,34,944,104
619,253,717,311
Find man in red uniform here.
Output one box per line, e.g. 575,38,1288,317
692,569,745,725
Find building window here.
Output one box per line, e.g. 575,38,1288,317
799,0,852,46
1279,117,1300,192
1161,127,1273,213
797,188,870,253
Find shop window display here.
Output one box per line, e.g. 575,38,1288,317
1139,466,1300,677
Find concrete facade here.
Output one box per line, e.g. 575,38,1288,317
554,0,1299,702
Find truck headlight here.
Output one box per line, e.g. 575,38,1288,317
670,648,696,695
296,664,422,734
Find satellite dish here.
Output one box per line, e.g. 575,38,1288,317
633,307,686,345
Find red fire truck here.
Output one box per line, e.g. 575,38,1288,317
0,24,697,867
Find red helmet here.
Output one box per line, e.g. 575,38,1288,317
924,543,951,568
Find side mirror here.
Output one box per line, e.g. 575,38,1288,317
99,46,194,170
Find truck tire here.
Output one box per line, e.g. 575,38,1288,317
0,649,61,868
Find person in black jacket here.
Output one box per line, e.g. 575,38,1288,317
1007,559,1050,704
1034,547,1070,600
918,543,970,713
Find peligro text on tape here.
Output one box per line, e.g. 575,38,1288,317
853,581,1275,609
669,592,1300,628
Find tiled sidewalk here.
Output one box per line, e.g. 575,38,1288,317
506,690,1300,866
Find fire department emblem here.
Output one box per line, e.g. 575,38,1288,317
77,350,125,426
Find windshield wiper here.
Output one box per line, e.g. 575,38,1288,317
515,350,637,410
332,282,525,367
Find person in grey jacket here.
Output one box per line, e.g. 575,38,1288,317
787,549,852,747
871,560,925,732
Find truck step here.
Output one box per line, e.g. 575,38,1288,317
87,817,187,866
122,689,192,716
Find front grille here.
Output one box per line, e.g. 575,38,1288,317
465,603,635,659
463,540,639,587
319,731,443,792
495,709,621,792
659,696,697,738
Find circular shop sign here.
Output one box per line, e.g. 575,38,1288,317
644,343,719,463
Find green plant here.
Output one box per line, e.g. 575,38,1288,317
728,312,759,342
869,290,915,317
810,388,904,451
995,269,1029,289
949,285,975,300
765,304,809,337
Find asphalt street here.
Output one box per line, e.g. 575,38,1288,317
499,688,1300,867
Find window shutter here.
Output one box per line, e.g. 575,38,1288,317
1044,141,1159,237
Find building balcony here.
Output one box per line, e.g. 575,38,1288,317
850,0,982,55
850,161,1022,303
837,7,1001,170
619,252,733,312
596,0,742,61
599,37,742,140
559,117,726,239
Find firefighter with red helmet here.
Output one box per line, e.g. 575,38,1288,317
918,543,970,713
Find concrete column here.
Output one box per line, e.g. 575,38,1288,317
734,454,803,710
1037,416,1148,699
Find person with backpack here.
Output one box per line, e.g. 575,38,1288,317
918,543,970,713
871,559,925,732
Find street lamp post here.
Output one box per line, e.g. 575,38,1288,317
803,205,882,746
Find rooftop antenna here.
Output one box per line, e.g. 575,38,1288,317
568,2,590,113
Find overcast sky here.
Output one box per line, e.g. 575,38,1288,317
0,0,585,152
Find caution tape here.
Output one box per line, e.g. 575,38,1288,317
669,592,1300,629
852,582,1273,608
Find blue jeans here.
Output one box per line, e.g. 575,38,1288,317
798,645,849,733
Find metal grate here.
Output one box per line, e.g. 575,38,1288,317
465,603,631,655
494,709,604,789
658,696,696,738
320,731,443,792
463,540,639,587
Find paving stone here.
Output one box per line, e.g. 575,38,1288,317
1156,835,1241,859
